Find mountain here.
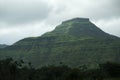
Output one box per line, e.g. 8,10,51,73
0,44,8,49
0,18,120,68
43,18,115,38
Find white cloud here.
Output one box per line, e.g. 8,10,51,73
0,0,120,44
0,21,54,44
0,0,52,25
93,18,120,37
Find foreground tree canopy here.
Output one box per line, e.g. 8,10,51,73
0,58,120,80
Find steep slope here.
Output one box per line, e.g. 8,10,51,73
43,18,116,38
0,18,120,68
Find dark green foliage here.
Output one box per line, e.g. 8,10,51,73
99,62,120,77
0,58,120,80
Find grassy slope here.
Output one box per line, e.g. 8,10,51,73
0,18,120,68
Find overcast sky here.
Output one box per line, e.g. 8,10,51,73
0,0,120,45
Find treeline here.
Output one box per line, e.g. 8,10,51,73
0,58,120,80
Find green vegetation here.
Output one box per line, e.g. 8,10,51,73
0,58,120,80
0,18,120,68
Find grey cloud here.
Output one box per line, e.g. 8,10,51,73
51,0,120,21
0,0,120,44
94,18,120,37
82,0,120,20
0,0,52,25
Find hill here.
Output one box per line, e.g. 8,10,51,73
0,44,8,48
0,18,120,68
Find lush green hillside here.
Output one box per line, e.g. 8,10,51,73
0,18,120,68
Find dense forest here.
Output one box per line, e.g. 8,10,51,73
0,58,120,80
